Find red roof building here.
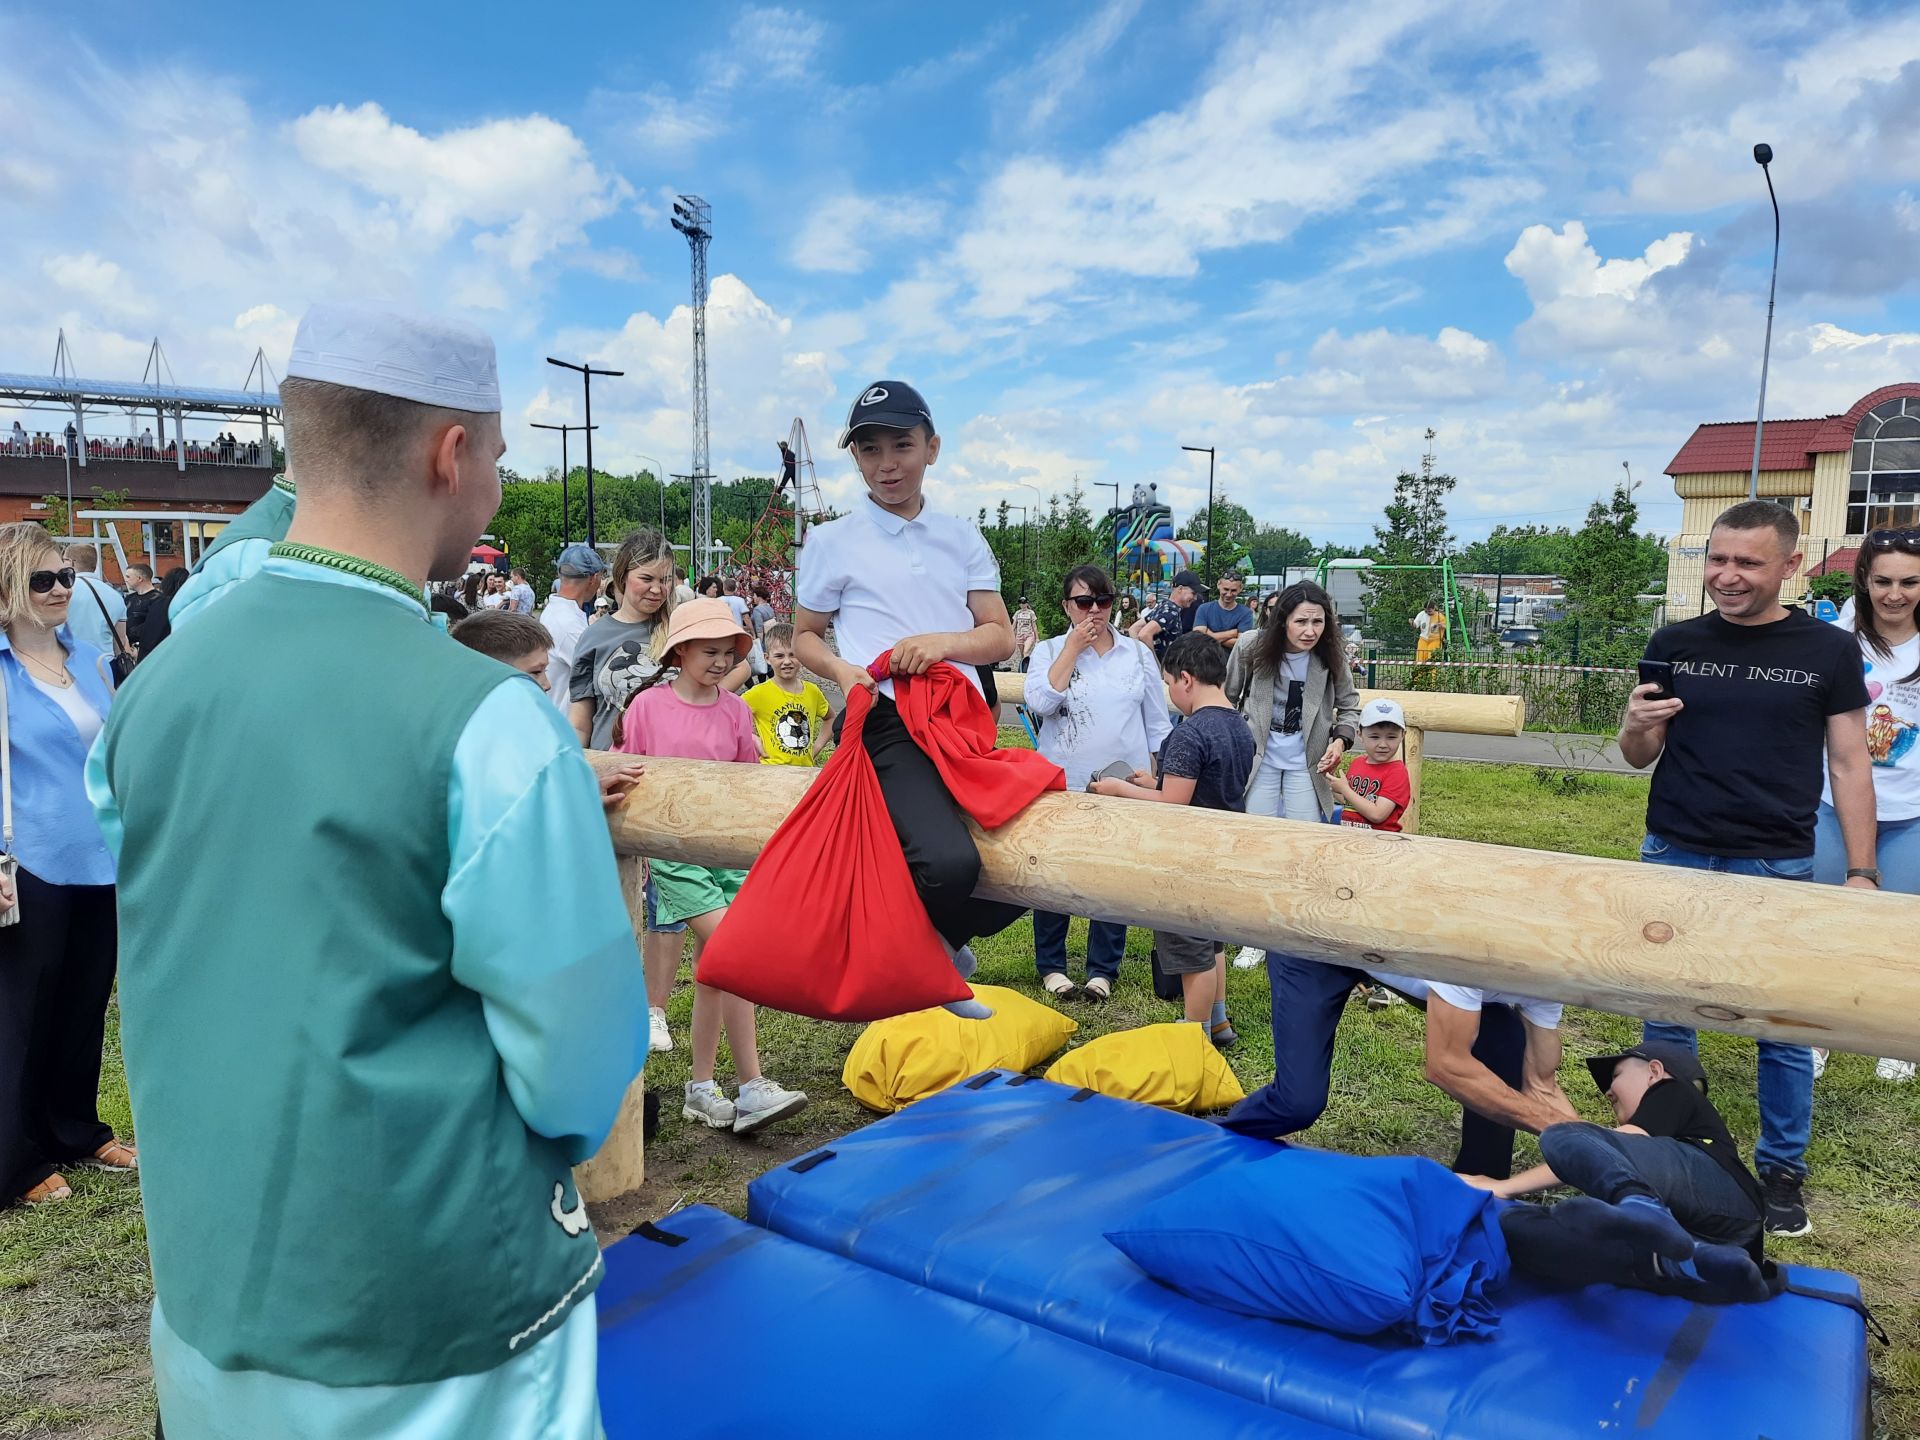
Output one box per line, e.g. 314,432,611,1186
1663,382,1920,620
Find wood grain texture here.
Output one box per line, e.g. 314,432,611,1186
572,856,647,1202
588,752,1920,1060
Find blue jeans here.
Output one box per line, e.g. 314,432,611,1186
1811,802,1920,894
1638,831,1813,1177
1222,952,1528,1178
1032,911,1125,983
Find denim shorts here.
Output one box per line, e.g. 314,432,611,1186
643,869,687,935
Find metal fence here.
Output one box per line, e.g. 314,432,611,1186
1362,655,1636,733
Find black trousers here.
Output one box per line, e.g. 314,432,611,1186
0,867,117,1200
1223,954,1528,1179
852,690,1026,950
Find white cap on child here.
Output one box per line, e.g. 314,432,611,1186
1359,698,1406,729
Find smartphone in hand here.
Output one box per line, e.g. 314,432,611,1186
1637,658,1676,702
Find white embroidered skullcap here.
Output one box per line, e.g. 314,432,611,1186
285,302,500,413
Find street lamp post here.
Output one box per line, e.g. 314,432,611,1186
1181,445,1216,584
1094,480,1121,582
545,356,624,546
1005,504,1030,594
1016,482,1042,598
629,453,667,533
530,422,596,546
1748,143,1780,504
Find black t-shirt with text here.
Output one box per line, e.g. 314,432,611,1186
1628,1078,1765,1226
1642,610,1868,857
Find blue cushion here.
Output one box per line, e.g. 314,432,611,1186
1106,1148,1507,1344
749,1070,1871,1439
596,1205,1341,1439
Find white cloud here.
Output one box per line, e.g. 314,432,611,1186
42,253,150,321
289,103,630,272
790,195,943,274
990,0,1144,133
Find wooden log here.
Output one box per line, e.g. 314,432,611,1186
1399,725,1426,836
572,856,647,1204
992,671,1524,737
588,753,1920,1062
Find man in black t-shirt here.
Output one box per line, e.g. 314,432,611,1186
1618,501,1877,1238
1464,1042,1769,1304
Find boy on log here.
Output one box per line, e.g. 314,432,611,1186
791,380,1022,1019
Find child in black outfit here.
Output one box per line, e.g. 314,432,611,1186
1093,633,1254,1035
1464,1040,1769,1303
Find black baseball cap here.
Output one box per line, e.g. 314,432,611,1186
1170,569,1204,592
1586,1042,1709,1096
837,380,935,448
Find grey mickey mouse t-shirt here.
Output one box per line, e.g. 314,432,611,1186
568,615,664,749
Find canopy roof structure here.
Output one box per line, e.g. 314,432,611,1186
0,371,279,420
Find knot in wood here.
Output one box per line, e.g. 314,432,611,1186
1361,952,1386,967
1641,921,1674,944
1335,887,1354,901
1696,1004,1743,1023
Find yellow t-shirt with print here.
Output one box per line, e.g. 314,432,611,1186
743,678,830,765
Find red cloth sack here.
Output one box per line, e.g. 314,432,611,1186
694,683,970,1021
870,656,1066,827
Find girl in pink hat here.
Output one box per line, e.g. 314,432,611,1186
614,598,810,1136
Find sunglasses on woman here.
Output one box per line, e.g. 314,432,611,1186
1866,528,1920,551
28,567,77,594
1066,593,1116,611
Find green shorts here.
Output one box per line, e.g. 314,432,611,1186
647,859,748,928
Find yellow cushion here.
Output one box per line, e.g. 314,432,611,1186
842,985,1078,1113
1042,1023,1247,1113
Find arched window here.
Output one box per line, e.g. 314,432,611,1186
1849,396,1920,533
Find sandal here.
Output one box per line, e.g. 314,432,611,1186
22,1173,72,1205
1083,976,1112,1003
1041,972,1076,1001
83,1139,138,1171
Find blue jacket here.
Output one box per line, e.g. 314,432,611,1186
1,625,115,886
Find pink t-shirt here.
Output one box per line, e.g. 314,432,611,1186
616,683,759,763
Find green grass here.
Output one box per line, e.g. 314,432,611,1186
7,758,1919,1438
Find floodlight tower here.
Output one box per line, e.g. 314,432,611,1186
671,194,714,571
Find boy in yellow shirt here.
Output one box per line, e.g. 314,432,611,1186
742,622,830,765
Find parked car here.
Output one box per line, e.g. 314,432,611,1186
1498,626,1545,651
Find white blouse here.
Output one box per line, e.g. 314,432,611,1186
1023,629,1173,791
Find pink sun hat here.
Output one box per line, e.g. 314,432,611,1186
659,597,751,662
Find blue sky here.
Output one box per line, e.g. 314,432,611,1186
5,0,1920,542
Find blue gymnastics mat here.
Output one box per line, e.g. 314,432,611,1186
595,1204,1344,1439
748,1070,1870,1440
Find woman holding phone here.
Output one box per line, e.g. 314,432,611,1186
1813,530,1920,1081
1023,565,1170,1002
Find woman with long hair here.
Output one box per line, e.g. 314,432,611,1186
566,529,687,1059
1226,580,1360,965
0,523,136,1206
1813,530,1920,1082
1022,565,1170,1002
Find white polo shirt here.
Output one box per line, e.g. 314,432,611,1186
1368,972,1564,1031
796,496,1000,698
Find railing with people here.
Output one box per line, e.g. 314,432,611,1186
0,433,276,467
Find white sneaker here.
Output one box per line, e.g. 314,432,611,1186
648,1007,672,1055
1233,946,1264,970
1811,1047,1829,1080
1875,1057,1916,1083
733,1076,809,1135
682,1081,736,1129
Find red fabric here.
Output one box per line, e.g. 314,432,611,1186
693,683,969,1021
867,656,1066,827
697,657,1065,1021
